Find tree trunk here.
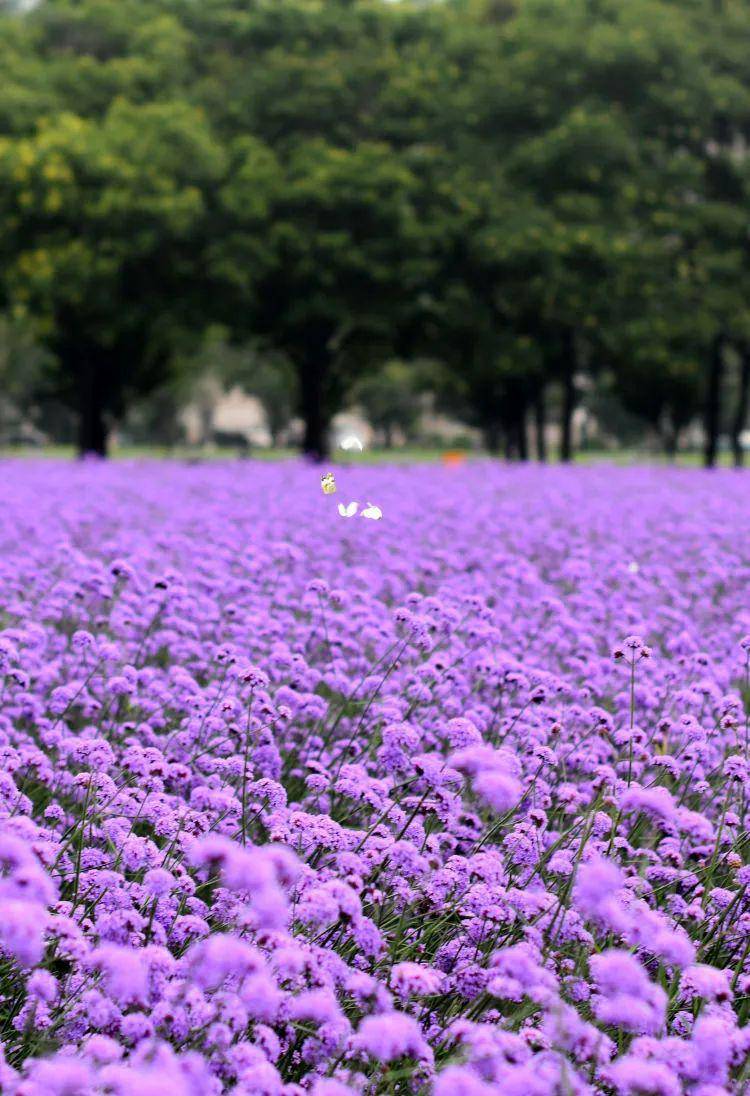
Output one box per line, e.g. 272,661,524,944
663,425,678,462
534,388,547,462
560,330,576,463
300,335,330,461
703,333,724,469
483,422,501,455
731,343,750,468
77,356,108,457
199,403,213,448
383,424,394,449
517,407,529,461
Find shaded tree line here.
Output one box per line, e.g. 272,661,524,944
1,0,750,465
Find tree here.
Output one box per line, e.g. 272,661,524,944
434,0,750,464
0,311,53,443
668,0,750,466
183,0,441,458
353,360,422,448
217,137,429,458
0,99,228,454
418,0,650,461
731,344,750,467
418,185,543,458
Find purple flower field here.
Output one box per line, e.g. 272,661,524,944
1,459,749,1095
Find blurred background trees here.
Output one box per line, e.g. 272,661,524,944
1,0,750,464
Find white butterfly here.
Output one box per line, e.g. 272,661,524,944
361,502,382,521
627,561,639,574
339,435,364,452
338,501,359,518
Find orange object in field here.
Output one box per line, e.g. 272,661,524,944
442,450,466,467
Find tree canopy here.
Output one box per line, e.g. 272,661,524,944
0,0,749,462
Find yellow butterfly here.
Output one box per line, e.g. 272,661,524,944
321,472,336,495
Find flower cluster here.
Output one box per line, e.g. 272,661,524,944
0,459,748,1094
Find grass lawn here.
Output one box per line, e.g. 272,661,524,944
0,443,744,466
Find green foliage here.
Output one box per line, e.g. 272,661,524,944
0,311,55,443
353,360,423,446
0,0,749,460
0,60,228,449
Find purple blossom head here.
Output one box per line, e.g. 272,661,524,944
355,1012,428,1063
590,950,666,1035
